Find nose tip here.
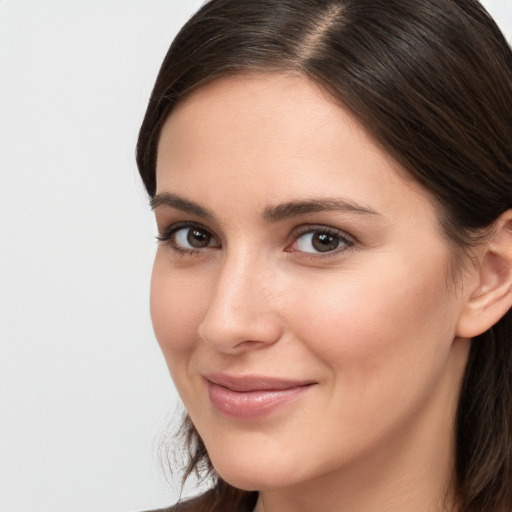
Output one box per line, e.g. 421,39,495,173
198,259,282,354
199,313,282,354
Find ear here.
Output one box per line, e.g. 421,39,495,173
456,210,512,339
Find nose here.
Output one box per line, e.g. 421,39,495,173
198,250,283,354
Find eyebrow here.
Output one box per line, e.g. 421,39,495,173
150,192,380,221
262,198,381,222
150,192,214,218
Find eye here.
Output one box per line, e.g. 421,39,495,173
289,227,354,254
174,226,216,249
157,222,220,252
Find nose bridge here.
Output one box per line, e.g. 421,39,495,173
199,244,281,352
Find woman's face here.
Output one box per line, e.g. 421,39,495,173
151,74,470,501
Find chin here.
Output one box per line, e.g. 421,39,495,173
208,449,296,491
214,466,287,492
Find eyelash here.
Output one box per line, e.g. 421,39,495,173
156,222,356,259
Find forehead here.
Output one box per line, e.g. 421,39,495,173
155,73,437,223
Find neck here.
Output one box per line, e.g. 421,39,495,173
255,433,456,512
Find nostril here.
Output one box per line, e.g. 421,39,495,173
233,339,268,350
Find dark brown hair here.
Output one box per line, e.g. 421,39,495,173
137,1,512,510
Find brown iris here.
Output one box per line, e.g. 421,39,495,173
187,228,212,248
311,232,340,252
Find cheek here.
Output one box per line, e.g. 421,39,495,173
284,255,457,392
150,254,209,367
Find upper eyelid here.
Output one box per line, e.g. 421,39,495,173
290,224,356,242
158,220,352,235
159,220,213,234
156,221,218,242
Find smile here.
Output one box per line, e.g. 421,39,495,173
204,373,316,420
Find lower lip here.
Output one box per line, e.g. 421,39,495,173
207,381,313,420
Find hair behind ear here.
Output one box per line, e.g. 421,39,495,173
456,307,512,511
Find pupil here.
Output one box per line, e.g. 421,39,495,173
187,228,210,248
312,232,339,252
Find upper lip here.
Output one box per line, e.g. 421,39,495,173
203,373,316,392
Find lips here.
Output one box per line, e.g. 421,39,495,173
204,373,315,420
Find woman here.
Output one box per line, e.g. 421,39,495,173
137,1,512,511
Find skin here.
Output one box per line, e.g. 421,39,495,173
151,74,474,512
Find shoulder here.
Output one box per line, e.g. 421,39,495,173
143,490,218,512
142,487,257,512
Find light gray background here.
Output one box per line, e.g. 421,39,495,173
0,1,510,511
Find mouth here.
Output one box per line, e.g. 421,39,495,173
203,373,316,420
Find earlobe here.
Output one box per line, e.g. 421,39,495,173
456,211,512,339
